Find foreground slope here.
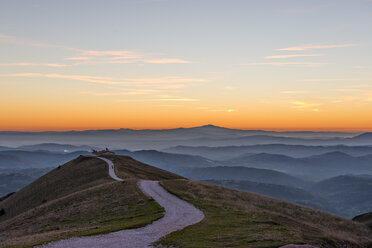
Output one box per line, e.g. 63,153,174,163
0,155,182,247
158,180,372,248
354,212,372,229
1,155,371,248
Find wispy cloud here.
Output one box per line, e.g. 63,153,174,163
330,88,362,92
82,50,141,59
265,54,323,59
299,78,372,82
196,107,237,113
278,44,358,51
0,33,78,51
0,33,191,65
245,62,328,67
143,58,191,64
64,57,93,61
366,92,372,101
69,51,191,65
224,86,237,90
81,89,159,96
210,109,237,113
0,73,208,86
281,90,308,94
291,101,321,111
159,98,199,102
0,63,67,67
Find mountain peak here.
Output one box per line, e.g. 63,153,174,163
197,124,225,129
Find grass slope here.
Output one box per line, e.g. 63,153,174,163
158,179,372,248
0,155,181,248
353,212,372,229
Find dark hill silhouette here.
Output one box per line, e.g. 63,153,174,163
311,175,372,218
0,125,364,150
17,143,97,153
0,150,90,168
113,149,220,173
182,166,309,188
0,155,182,247
353,212,372,229
221,152,372,180
204,179,334,214
164,144,372,160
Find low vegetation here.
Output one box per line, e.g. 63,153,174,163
353,212,372,230
104,154,184,180
158,179,372,248
0,155,181,248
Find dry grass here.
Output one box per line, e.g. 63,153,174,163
0,156,111,222
104,155,184,180
0,155,170,248
158,179,372,248
354,212,372,230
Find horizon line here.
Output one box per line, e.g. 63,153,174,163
0,124,369,133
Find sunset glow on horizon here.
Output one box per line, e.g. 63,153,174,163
1,0,372,132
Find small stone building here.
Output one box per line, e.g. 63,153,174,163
92,148,115,156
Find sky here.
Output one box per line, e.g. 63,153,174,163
0,0,372,131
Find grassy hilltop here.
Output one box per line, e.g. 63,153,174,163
0,155,371,248
0,155,181,247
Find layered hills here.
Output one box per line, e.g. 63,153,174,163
0,155,371,248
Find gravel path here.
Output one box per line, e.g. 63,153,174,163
39,158,204,248
97,157,123,182
280,245,319,248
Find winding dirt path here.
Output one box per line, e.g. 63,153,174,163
97,157,123,182
40,157,204,248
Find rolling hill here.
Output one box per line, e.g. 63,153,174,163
113,149,220,172
0,155,371,247
310,175,372,218
0,150,90,168
203,179,335,214
0,155,181,247
0,125,365,150
222,152,372,180
353,212,372,229
16,143,98,153
164,144,372,160
180,166,309,188
0,168,51,197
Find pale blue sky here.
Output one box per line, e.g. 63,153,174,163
0,0,372,130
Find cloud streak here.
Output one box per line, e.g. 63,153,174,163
0,33,192,65
245,62,328,67
0,63,67,67
144,59,191,64
278,44,358,51
0,73,209,86
291,101,321,111
0,33,78,51
265,54,323,59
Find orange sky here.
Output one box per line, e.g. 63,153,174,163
1,1,372,132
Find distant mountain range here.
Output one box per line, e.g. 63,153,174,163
165,144,372,160
181,166,309,188
113,149,221,173
206,174,372,218
0,125,368,149
222,152,372,180
0,141,371,220
0,168,50,197
0,143,97,153
1,155,371,247
0,150,90,168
